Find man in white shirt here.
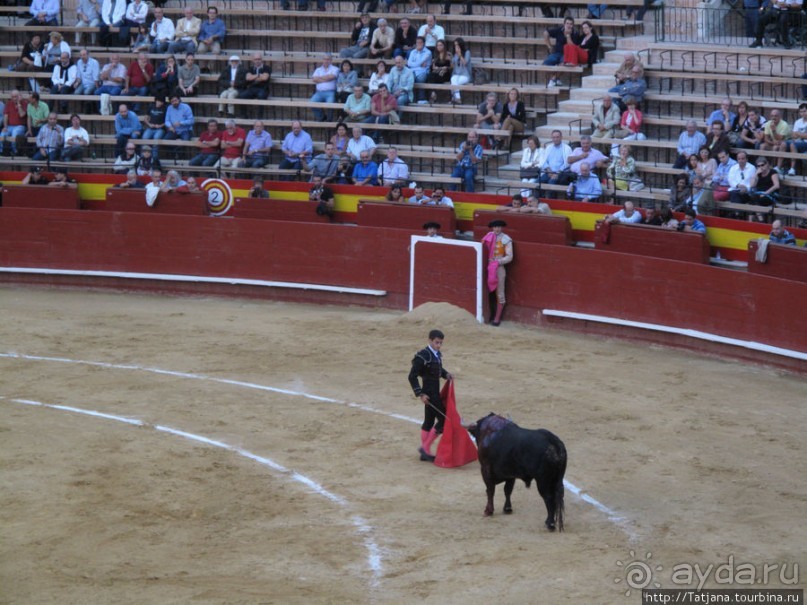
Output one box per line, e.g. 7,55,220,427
72,49,100,98
604,201,642,224
145,169,163,207
417,14,445,51
728,151,757,205
786,102,807,176
310,53,339,123
62,113,90,161
378,147,409,186
50,52,77,112
346,126,376,162
150,8,175,54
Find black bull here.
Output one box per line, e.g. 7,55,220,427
466,413,566,531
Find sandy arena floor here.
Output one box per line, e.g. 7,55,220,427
0,286,804,605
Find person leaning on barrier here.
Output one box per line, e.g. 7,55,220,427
21,165,49,185
115,169,145,188
769,220,797,245
248,174,270,199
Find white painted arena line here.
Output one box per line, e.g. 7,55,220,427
0,395,383,588
0,351,635,539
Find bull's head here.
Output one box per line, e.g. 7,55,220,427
465,413,498,440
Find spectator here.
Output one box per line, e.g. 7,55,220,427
16,33,44,77
428,187,454,207
612,95,645,153
423,221,442,237
786,102,807,176
115,169,145,188
197,6,226,55
695,145,717,183
27,0,59,26
340,14,376,59
680,207,706,233
120,0,148,46
302,141,340,181
673,120,707,169
114,103,141,157
122,52,154,112
393,17,417,58
705,119,732,159
178,176,201,193
659,207,679,230
145,169,162,206
728,100,749,147
407,37,432,104
409,184,429,203
62,113,89,161
643,207,662,226
142,97,167,142
523,193,552,215
684,153,699,183
169,7,201,55
538,129,573,188
32,112,62,161
241,120,273,169
149,7,175,54
450,130,484,192
378,147,409,186
450,38,472,104
218,119,246,173
543,16,574,69
336,60,358,105
619,52,644,78
176,53,201,98
669,173,691,210
592,94,621,139
567,162,602,202
608,65,646,109
568,134,609,178
563,20,599,67
498,193,523,212
164,94,195,146
741,108,766,151
278,120,313,177
346,126,376,162
706,97,736,128
674,175,713,215
332,154,354,185
113,141,138,173
131,23,150,52
417,14,445,52
728,151,756,205
369,18,394,60
368,60,391,95
189,119,221,168
48,167,78,188
72,49,100,98
309,175,335,217
425,40,452,104
217,55,246,118
369,84,398,140
493,88,527,149
740,156,781,214
750,0,801,49
519,135,543,194
50,52,76,112
151,56,178,99
607,143,642,191
742,0,762,38
330,123,349,155
760,109,791,174
769,219,797,245
1,90,28,156
389,54,415,108
21,165,49,185
475,92,502,130
343,85,372,123
98,0,126,46
248,174,269,198
711,149,737,201
26,91,49,136
239,53,271,101
95,55,127,110
136,145,161,176
43,32,69,69
309,53,339,122
605,201,642,224
352,150,378,186
161,169,186,192
386,184,405,202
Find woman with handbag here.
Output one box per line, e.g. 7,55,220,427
494,88,526,149
607,144,643,192
519,135,543,195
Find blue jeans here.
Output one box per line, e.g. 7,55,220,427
543,52,563,66
451,164,477,192
395,91,410,107
190,153,220,167
1,125,26,154
310,90,335,121
73,82,96,95
142,128,165,140
61,145,84,161
150,40,170,54
587,3,606,17
167,40,196,54
33,148,59,161
243,154,269,168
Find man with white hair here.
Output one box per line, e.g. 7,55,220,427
378,147,409,186
218,119,246,172
217,55,246,117
241,120,273,169
369,18,394,59
604,200,642,224
168,7,201,55
310,53,339,122
567,162,602,202
673,120,707,169
346,126,376,162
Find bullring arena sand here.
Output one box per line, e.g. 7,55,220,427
0,285,804,605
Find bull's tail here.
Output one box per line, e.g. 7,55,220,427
554,444,567,532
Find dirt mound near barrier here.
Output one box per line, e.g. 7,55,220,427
397,302,480,331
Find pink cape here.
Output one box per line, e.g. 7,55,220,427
481,231,499,293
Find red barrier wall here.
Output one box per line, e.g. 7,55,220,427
472,211,574,246
104,188,209,215
748,241,807,283
0,206,804,370
594,222,711,264
232,198,330,223
3,185,80,209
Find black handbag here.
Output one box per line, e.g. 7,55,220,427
519,167,539,179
